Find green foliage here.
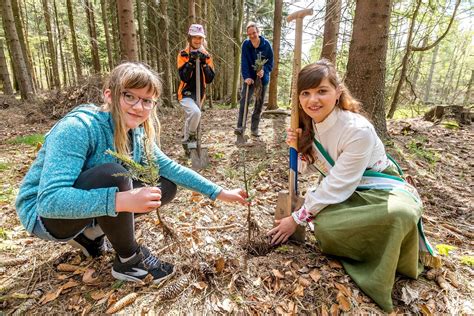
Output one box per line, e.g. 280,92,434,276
460,256,474,267
0,162,10,172
0,228,7,240
111,280,124,289
9,134,44,146
442,120,460,130
106,149,159,186
275,245,291,253
406,137,439,164
213,152,225,159
252,52,268,73
435,244,457,256
392,104,430,119
0,187,14,204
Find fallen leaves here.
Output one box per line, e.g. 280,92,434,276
309,269,321,282
272,269,285,279
39,280,79,305
82,268,99,284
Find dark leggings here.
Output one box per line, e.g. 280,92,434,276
41,163,177,257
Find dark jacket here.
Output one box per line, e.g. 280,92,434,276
177,47,215,102
241,35,274,86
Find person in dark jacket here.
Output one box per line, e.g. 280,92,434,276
235,22,273,137
177,24,215,154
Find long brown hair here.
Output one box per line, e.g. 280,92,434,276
102,62,162,156
298,59,361,163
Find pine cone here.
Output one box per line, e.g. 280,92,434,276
158,274,191,301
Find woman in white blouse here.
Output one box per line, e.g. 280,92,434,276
267,59,434,312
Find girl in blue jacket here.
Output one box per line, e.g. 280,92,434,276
16,62,247,284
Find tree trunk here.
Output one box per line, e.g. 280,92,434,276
412,37,428,89
117,0,139,61
158,0,173,107
101,0,114,70
109,0,120,64
195,0,202,23
41,0,60,88
345,0,391,139
84,0,101,73
464,70,473,106
386,0,421,119
320,0,341,63
0,39,14,95
146,0,157,69
53,0,68,86
0,0,33,99
11,0,35,91
230,0,244,107
66,0,82,80
267,0,283,110
188,0,195,24
136,0,146,63
423,44,439,103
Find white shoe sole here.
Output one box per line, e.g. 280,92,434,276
111,266,176,284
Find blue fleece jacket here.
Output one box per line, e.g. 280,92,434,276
15,105,222,233
241,35,274,86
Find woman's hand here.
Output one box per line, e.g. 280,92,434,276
217,188,249,205
115,187,162,213
257,69,264,78
266,216,298,245
286,127,302,146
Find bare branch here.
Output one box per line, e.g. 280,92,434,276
411,0,461,52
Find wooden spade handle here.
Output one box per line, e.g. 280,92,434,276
287,8,313,226
287,8,313,23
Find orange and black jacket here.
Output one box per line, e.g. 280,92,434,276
177,47,215,102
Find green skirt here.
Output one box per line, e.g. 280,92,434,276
313,189,424,312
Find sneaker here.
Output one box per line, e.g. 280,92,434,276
251,129,261,137
67,233,107,258
234,127,243,136
187,133,198,149
111,246,176,284
188,133,197,142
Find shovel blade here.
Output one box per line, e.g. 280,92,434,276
235,133,248,145
190,147,209,170
275,192,305,242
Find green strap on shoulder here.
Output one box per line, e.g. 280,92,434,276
313,139,405,182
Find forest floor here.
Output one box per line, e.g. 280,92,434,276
0,96,472,315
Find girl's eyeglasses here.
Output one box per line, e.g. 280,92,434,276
121,91,158,110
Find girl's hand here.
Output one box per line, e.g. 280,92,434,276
266,216,298,245
257,69,264,78
286,127,302,146
115,187,162,213
217,188,249,205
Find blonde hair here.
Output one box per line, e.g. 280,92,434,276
186,35,208,50
297,59,361,163
102,62,162,157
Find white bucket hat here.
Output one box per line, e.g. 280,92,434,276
188,24,206,38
